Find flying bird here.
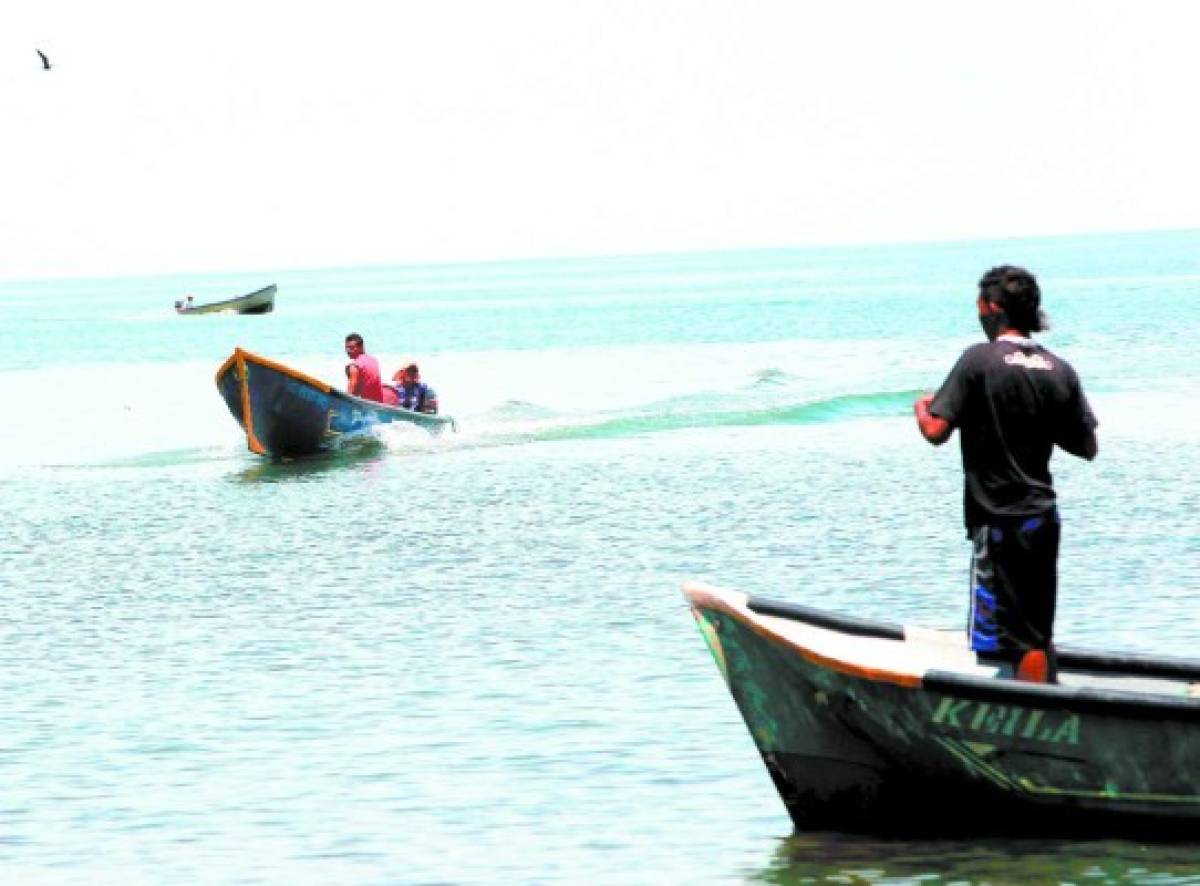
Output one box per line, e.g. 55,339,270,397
37,50,51,70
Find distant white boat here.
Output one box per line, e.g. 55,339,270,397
176,284,276,315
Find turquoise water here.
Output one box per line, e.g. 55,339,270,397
2,230,1198,883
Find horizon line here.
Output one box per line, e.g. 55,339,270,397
1,224,1196,287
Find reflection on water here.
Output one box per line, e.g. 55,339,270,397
229,437,389,483
755,831,1200,884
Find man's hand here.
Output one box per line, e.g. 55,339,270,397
914,392,952,445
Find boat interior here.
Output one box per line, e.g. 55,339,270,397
727,589,1200,700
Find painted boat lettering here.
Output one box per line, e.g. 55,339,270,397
932,696,1080,745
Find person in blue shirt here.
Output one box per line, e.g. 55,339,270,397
390,360,439,414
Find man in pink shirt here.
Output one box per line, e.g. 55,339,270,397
343,333,383,402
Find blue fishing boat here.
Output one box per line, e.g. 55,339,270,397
216,347,456,457
684,580,1200,837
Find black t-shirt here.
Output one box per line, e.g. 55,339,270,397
930,335,1098,530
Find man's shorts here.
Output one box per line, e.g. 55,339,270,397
968,509,1061,658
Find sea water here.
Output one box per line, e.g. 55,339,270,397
1,230,1198,883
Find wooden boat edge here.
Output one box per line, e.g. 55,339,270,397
683,581,923,689
217,347,333,394
682,580,1200,712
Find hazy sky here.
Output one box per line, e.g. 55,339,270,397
4,0,1199,279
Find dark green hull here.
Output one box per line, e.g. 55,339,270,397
685,582,1200,837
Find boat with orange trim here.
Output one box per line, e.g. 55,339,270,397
177,284,277,315
683,580,1200,836
216,347,456,457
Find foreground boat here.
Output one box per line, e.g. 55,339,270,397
216,347,456,457
177,284,276,315
683,580,1200,837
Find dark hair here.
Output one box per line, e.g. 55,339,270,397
345,333,364,347
978,265,1047,333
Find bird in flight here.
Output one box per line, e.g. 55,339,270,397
37,50,51,70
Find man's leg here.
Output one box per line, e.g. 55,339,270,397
990,511,1062,681
968,524,1001,654
970,514,1061,681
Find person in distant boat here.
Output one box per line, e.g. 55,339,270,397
344,333,383,402
390,360,438,414
174,299,184,311
914,265,1098,684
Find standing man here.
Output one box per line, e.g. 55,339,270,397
344,333,383,402
914,265,1098,682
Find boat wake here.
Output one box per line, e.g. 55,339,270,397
15,380,920,473
377,387,921,456
529,388,921,442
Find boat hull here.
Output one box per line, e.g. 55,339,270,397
215,348,455,457
181,284,276,315
685,582,1200,837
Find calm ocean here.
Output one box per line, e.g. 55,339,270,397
1,230,1198,883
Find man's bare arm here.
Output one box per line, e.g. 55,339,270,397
914,393,953,446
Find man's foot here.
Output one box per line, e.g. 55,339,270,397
1016,649,1051,683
